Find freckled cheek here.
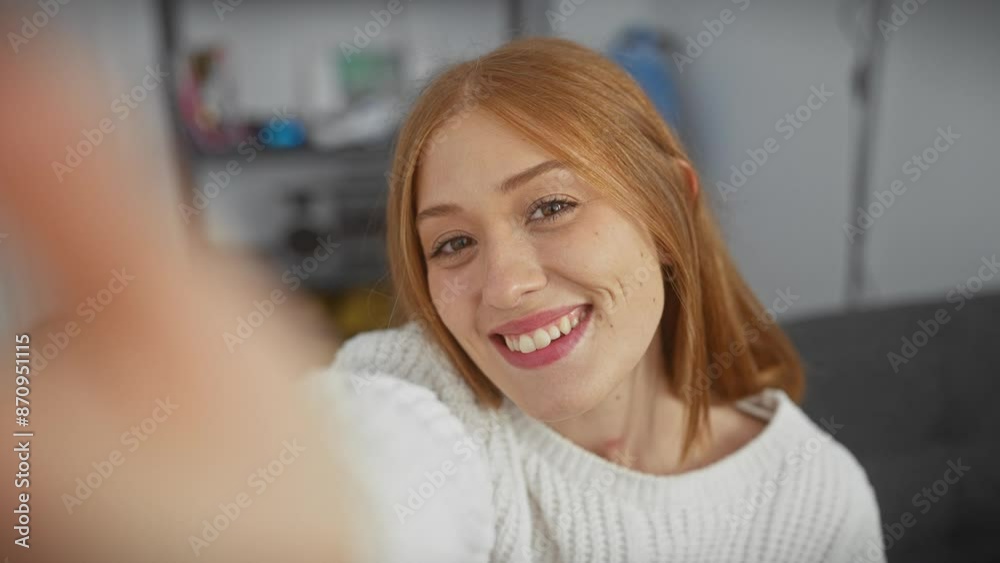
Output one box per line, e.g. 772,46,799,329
428,269,478,331
540,222,630,288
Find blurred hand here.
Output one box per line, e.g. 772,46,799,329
0,23,373,563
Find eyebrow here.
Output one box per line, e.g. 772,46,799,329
415,159,566,224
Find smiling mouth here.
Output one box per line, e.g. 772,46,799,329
489,305,592,370
494,305,589,353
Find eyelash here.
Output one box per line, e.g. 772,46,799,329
429,196,578,261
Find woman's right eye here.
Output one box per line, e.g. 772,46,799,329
431,235,475,260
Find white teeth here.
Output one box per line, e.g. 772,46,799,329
518,334,536,353
532,328,551,349
501,307,587,354
503,335,521,352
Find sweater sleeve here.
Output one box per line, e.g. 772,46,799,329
824,446,885,563
844,478,886,563
306,329,496,563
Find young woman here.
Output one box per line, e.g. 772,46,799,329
330,37,885,563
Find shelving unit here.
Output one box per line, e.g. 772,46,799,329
156,0,535,166
153,0,546,295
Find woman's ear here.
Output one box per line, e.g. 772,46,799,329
678,159,700,202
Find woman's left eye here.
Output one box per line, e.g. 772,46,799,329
528,198,577,222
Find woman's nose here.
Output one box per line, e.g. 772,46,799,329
481,236,547,310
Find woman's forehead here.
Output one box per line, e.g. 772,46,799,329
416,113,554,205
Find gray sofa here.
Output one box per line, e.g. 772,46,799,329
785,293,1000,562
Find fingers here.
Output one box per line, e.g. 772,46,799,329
0,20,184,314
0,17,364,562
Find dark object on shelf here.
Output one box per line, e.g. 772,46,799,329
190,136,392,162
271,179,389,292
284,190,325,256
331,178,387,236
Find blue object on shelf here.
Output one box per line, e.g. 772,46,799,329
261,118,308,149
608,27,683,132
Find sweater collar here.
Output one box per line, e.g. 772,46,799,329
503,388,819,509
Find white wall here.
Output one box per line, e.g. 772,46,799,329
557,0,1000,319
6,0,994,327
865,0,999,308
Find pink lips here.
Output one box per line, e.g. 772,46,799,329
490,304,586,336
490,305,592,370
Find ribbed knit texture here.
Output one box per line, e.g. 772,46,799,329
327,321,887,563
309,356,495,563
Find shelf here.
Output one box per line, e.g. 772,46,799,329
187,138,393,162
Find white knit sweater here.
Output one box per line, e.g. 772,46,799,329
320,321,886,563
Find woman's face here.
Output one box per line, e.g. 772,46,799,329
416,110,666,421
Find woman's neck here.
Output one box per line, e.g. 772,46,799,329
546,327,696,475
